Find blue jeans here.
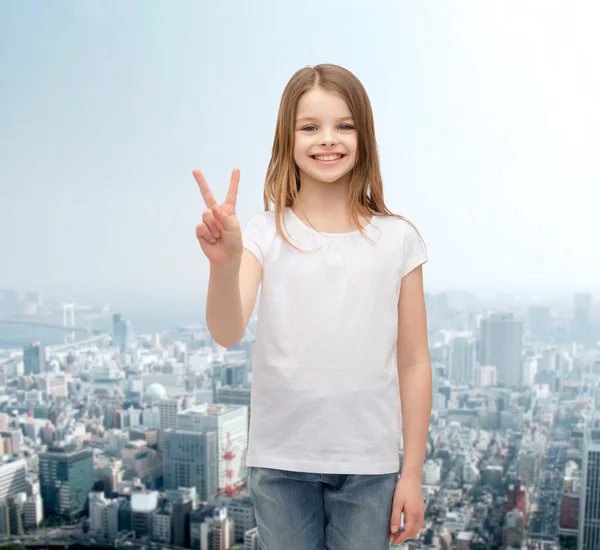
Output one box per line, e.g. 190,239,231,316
248,466,399,549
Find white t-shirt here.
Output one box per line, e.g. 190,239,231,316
241,207,428,475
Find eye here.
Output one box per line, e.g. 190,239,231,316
339,124,354,131
302,125,317,132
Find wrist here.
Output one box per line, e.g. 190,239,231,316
400,466,422,480
210,257,241,274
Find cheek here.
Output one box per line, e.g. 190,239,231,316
293,138,310,163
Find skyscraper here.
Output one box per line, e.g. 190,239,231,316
176,404,248,495
528,306,552,340
39,445,94,518
579,428,600,550
0,459,27,502
479,313,523,387
448,336,476,385
573,293,593,348
163,428,218,501
23,343,45,375
112,313,133,353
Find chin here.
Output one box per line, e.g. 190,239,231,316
319,173,350,184
298,165,354,185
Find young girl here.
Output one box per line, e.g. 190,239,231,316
193,64,431,549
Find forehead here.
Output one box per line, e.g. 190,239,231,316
296,87,352,118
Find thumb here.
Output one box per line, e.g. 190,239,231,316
212,204,239,233
390,502,405,534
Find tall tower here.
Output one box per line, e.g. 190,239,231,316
23,343,46,376
218,432,242,498
39,445,94,518
62,302,75,344
448,336,476,385
578,428,600,550
112,313,132,353
573,293,593,348
480,313,523,387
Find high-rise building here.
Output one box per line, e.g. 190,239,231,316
578,428,600,550
0,459,27,502
165,487,197,548
190,505,218,549
448,337,476,385
152,507,172,543
559,478,580,539
163,429,218,501
112,313,133,353
479,313,523,387
527,306,552,339
39,445,94,518
130,490,158,538
212,352,249,402
226,496,257,544
216,386,251,428
573,293,593,348
0,500,9,535
176,404,248,496
23,343,45,375
159,397,186,433
88,492,120,540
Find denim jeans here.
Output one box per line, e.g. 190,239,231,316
248,466,399,550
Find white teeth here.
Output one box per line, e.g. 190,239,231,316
314,154,343,161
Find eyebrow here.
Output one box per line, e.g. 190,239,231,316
296,116,354,123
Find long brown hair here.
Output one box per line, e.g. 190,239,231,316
264,63,421,250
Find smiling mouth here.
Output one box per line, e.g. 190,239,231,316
311,154,346,162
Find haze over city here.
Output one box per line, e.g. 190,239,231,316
1,1,599,317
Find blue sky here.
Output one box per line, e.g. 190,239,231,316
1,1,598,312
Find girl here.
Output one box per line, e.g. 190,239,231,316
193,64,431,549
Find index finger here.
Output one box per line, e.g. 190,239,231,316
192,169,218,209
223,168,240,211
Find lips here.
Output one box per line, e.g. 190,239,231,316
311,153,346,162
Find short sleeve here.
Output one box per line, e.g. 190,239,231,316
400,220,428,278
242,213,266,265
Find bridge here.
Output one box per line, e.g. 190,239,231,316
0,319,101,333
0,317,112,350
0,334,112,365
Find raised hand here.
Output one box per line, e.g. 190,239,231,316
193,168,243,265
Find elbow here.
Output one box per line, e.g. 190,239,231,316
212,335,242,349
207,324,244,349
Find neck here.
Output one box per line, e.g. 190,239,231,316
294,172,351,221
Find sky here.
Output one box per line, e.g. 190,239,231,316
1,1,599,315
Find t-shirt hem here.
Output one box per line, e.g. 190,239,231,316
401,253,428,278
246,454,400,475
242,242,263,265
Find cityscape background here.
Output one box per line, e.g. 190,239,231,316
1,2,599,550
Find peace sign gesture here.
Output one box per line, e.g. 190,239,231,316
193,168,243,265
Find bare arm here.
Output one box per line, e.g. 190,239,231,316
192,168,262,348
396,265,432,479
206,249,262,348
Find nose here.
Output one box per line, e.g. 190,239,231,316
319,134,337,147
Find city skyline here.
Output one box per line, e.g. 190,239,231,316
1,2,599,304
1,281,598,547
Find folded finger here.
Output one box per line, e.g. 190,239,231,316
196,223,216,244
202,210,221,238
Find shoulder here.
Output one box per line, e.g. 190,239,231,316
241,210,278,256
372,214,424,242
373,214,428,275
244,210,276,229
